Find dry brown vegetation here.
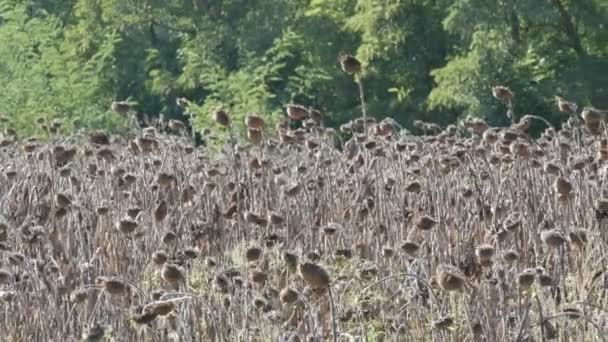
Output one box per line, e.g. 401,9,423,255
1,106,608,341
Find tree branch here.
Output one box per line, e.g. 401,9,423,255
149,18,197,36
550,0,586,57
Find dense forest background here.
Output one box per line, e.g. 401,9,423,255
0,0,607,137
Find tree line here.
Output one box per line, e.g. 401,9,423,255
0,0,606,136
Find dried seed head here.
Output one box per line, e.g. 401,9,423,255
253,296,268,310
214,274,229,293
156,172,176,187
492,86,513,102
541,229,568,249
510,141,530,158
542,319,558,339
405,181,422,193
126,207,141,219
144,300,175,316
176,97,190,109
283,251,299,271
475,244,495,263
55,193,72,208
529,158,542,168
512,115,532,132
116,218,138,235
212,106,230,127
543,161,560,175
223,202,238,219
553,176,573,197
537,274,553,287
338,54,362,74
359,265,379,280
586,118,602,135
322,222,341,236
283,183,302,197
0,138,15,148
46,258,60,273
248,128,263,145
168,119,186,132
570,157,587,171
131,309,158,326
415,215,437,230
279,287,299,305
373,118,396,137
569,228,588,248
582,107,604,124
0,290,17,302
245,246,263,262
560,306,583,319
151,290,165,301
58,165,73,177
268,212,285,225
99,276,129,296
298,262,330,289
464,118,490,135
179,185,196,204
138,136,159,152
483,129,499,144
205,257,217,268
70,288,88,304
244,211,268,227
556,96,577,114
335,248,353,259
161,263,184,287
503,214,522,232
251,271,269,285
437,265,466,291
264,233,282,248
89,131,111,145
382,246,395,258
286,104,309,121
111,101,133,114
154,200,168,222
96,205,110,216
23,141,40,153
432,316,454,331
7,252,25,266
502,250,519,263
83,323,106,342
162,231,178,245
309,108,323,124
249,157,262,170
500,130,519,143
4,169,17,179
232,276,244,287
517,268,536,289
354,241,372,259
224,268,241,279
400,241,420,258
307,251,321,262
182,247,198,260
221,297,231,310
595,198,608,215
245,114,265,130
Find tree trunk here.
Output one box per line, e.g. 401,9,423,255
550,0,586,57
505,0,520,43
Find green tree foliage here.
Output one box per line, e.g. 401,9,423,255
0,0,606,136
0,2,127,134
429,0,608,127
